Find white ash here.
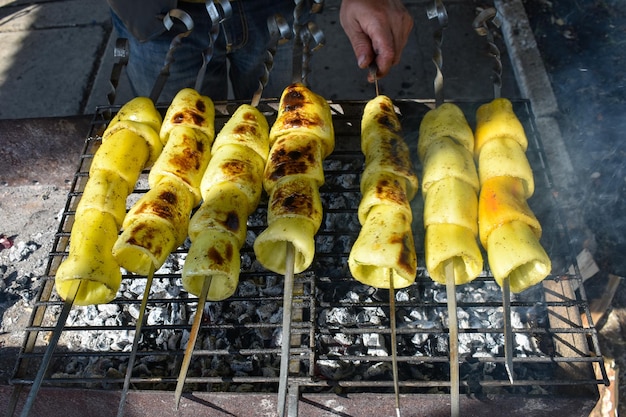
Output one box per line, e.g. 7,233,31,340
8,241,40,263
316,358,356,380
315,277,551,385
362,332,388,356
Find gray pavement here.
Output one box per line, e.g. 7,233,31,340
1,0,573,216
0,0,521,121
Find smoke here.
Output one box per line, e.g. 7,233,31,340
525,0,626,276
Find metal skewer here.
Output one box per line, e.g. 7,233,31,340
502,275,514,383
291,0,325,85
472,7,514,384
427,2,460,415
194,0,232,92
277,242,296,417
277,5,325,414
174,276,213,409
18,280,81,417
427,0,448,107
149,9,195,103
252,14,292,108
106,38,129,110
116,265,155,417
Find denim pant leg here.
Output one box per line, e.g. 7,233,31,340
111,0,305,102
112,5,229,103
224,0,296,100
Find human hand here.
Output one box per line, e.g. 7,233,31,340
339,0,413,80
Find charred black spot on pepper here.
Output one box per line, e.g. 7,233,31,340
379,100,392,113
224,211,240,233
266,140,317,181
287,150,303,160
374,178,406,206
127,224,161,256
159,190,178,205
190,112,205,126
169,137,202,171
234,123,257,136
272,191,313,215
397,233,414,272
195,99,206,113
207,247,225,265
173,112,185,123
196,137,204,153
224,241,233,259
223,160,246,177
283,89,305,111
284,194,297,209
377,115,395,130
172,110,205,127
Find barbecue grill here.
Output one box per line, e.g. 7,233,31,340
7,98,609,416
4,0,613,414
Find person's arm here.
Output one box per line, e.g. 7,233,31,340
339,0,413,80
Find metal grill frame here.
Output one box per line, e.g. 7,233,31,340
10,99,608,400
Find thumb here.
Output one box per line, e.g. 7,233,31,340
347,32,375,69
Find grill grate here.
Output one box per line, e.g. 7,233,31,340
11,99,607,400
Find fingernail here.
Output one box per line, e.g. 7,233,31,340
357,55,367,68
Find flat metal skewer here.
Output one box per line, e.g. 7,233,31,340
194,0,229,92
252,14,291,108
116,265,155,417
149,9,194,103
19,280,81,417
276,6,324,412
472,7,513,384
174,276,212,409
106,38,129,109
427,0,448,107
502,277,514,383
445,262,460,417
427,3,459,413
277,241,296,417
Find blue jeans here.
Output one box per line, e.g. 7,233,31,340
112,0,299,102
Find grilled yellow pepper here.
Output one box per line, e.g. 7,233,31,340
475,98,550,293
348,95,418,289
254,84,335,276
55,96,163,305
184,104,269,301
114,89,215,275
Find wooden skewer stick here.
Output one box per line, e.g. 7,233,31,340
368,64,400,416
502,277,514,383
444,261,460,417
388,272,401,417
277,242,296,417
174,276,212,409
117,265,155,417
19,280,81,417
